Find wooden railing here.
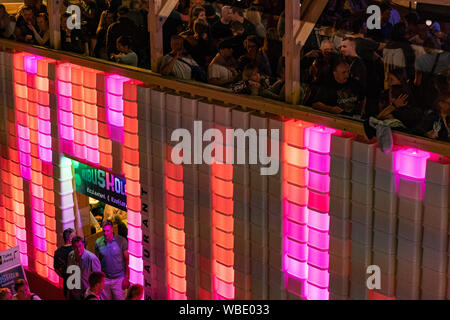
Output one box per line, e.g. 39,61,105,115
1,38,449,157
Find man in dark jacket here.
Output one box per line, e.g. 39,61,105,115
106,5,137,61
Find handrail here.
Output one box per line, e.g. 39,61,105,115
1,38,449,158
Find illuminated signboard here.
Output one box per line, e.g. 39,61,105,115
72,160,127,211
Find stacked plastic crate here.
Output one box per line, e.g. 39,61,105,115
328,133,353,299
212,104,235,300
421,158,449,299
0,51,8,251
349,141,376,299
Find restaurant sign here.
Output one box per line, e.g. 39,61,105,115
72,160,127,211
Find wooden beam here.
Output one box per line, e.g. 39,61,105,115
295,0,328,48
149,0,179,71
2,39,449,158
47,0,62,49
284,0,301,104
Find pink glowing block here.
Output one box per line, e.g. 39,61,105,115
307,284,329,300
85,133,99,149
128,224,142,242
31,184,44,199
39,147,52,163
33,235,47,251
108,109,124,127
308,171,330,194
395,148,429,180
47,269,60,285
284,255,308,279
24,55,43,74
38,119,51,135
38,105,50,120
57,63,72,82
285,238,308,261
128,239,143,257
60,125,74,140
107,93,124,112
307,209,330,231
285,220,308,242
127,209,141,228
32,209,45,225
308,228,329,251
129,268,144,287
20,165,31,181
73,144,86,160
31,196,44,212
38,133,52,149
106,74,129,95
19,150,31,165
308,151,330,174
283,200,308,224
214,277,235,300
307,265,329,288
307,246,329,270
129,253,143,271
307,126,334,154
168,287,187,300
18,138,31,153
86,147,100,164
17,125,30,140
58,80,72,97
20,254,28,268
15,227,27,241
59,110,73,126
58,95,72,111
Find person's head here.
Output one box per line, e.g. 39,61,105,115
231,7,244,22
117,5,129,18
244,35,260,54
245,9,261,27
193,18,209,37
242,64,259,82
21,6,34,24
88,271,105,295
221,6,233,24
126,284,144,300
0,288,12,300
333,61,350,84
218,39,234,57
130,0,140,10
340,37,357,57
388,68,409,99
435,94,450,115
62,228,75,245
61,12,71,31
102,220,114,242
230,21,244,36
72,236,86,257
203,3,216,20
36,13,48,31
117,36,133,53
191,6,206,23
14,279,30,300
170,35,184,53
320,40,335,56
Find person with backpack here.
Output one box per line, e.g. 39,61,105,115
84,271,105,300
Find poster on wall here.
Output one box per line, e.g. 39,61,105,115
0,246,26,294
72,160,127,211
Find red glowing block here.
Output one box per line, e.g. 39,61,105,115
283,182,308,206
168,272,187,293
214,277,234,300
212,178,233,198
167,209,185,230
213,228,234,249
211,194,233,215
168,257,186,277
214,260,234,283
167,241,186,261
167,225,185,246
213,244,234,266
212,210,233,233
308,191,330,213
284,120,312,148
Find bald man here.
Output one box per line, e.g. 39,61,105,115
211,6,233,41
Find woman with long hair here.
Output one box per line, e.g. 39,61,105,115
28,12,49,46
94,10,115,59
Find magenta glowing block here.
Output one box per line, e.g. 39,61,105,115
38,119,51,134
129,253,143,272
108,109,124,127
18,138,31,153
58,96,72,111
20,254,28,268
285,238,308,261
17,125,30,140
58,80,72,97
128,225,142,242
106,74,129,95
38,105,50,120
15,227,27,241
307,209,330,231
308,191,330,213
107,93,124,112
32,209,45,225
283,200,308,224
128,267,144,286
395,148,429,180
86,147,99,164
128,239,142,257
307,126,335,154
39,147,52,163
307,246,329,269
308,151,330,174
73,144,86,160
307,285,329,300
308,228,329,251
168,288,187,300
308,171,330,193
60,125,74,140
307,265,329,288
285,256,308,279
214,277,235,300
24,55,43,74
38,133,52,149
285,220,308,242
20,166,31,181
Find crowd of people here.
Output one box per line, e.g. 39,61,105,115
0,0,448,146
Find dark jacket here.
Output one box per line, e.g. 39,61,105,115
106,17,137,59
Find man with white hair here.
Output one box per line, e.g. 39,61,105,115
211,5,233,41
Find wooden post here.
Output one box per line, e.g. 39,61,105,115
284,0,301,104
148,0,179,71
284,0,328,105
48,0,62,49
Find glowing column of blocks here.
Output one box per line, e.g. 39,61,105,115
212,104,234,300
106,74,128,143
164,93,186,299
249,114,269,300
24,54,48,279
123,80,144,287
306,127,333,300
180,96,200,300
12,52,29,267
57,63,74,156
349,141,376,300
282,119,311,299
394,148,428,300
422,159,449,300
165,146,186,299
82,68,101,165
231,109,252,300
267,117,285,300
71,65,87,161
136,85,152,299
371,149,398,299
328,133,353,300
149,89,168,299
196,101,215,300
95,72,112,170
